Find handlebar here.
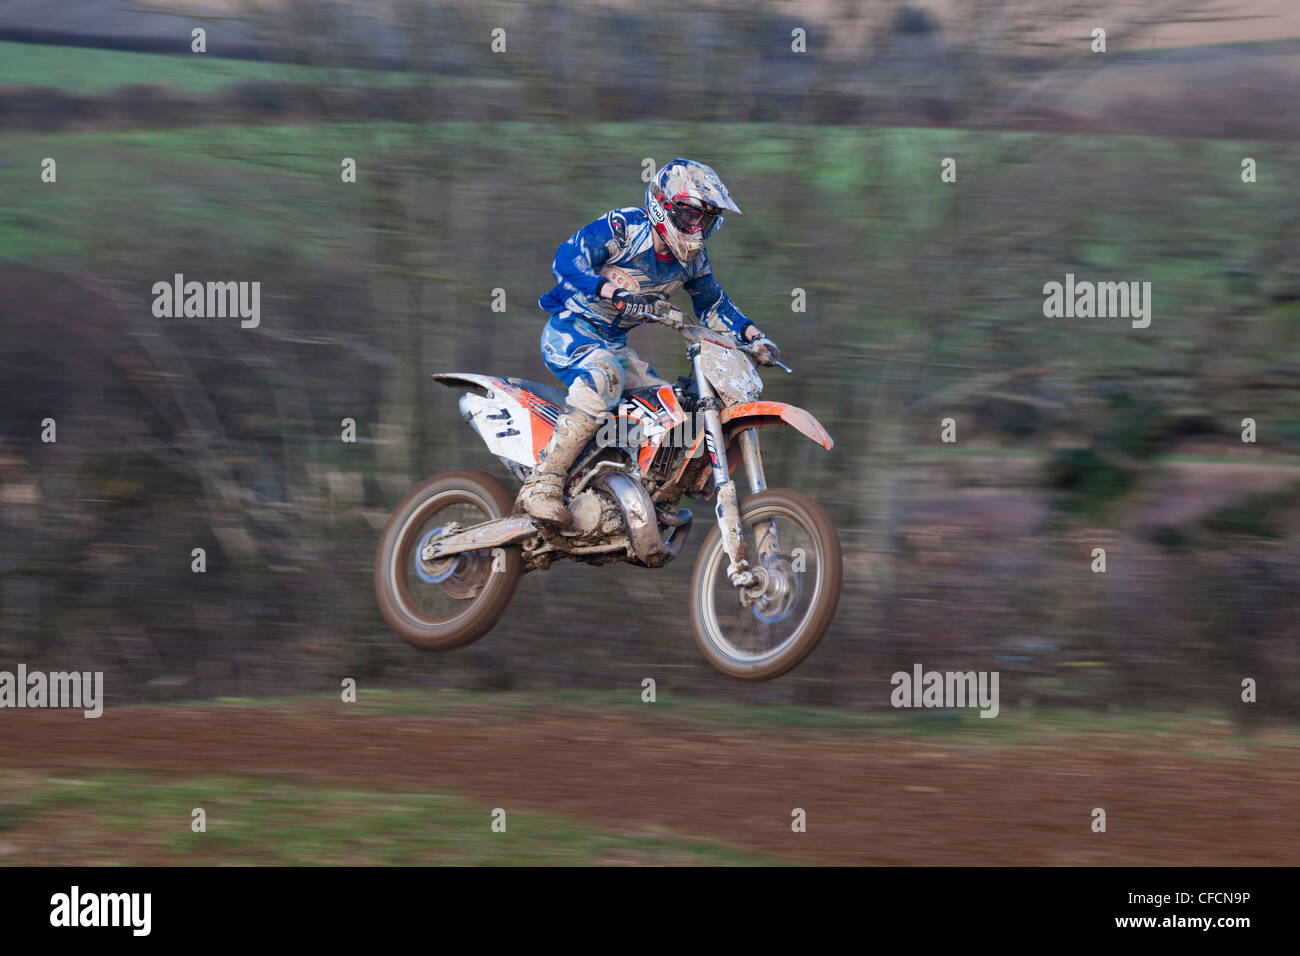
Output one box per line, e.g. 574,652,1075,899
629,296,792,372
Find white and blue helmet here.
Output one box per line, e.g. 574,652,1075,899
645,158,742,264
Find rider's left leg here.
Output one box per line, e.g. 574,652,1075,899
517,348,623,526
517,404,601,525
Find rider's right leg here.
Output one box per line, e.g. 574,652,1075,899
517,347,623,526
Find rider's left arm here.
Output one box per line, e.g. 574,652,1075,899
683,256,759,343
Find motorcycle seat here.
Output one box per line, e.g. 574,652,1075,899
504,377,569,409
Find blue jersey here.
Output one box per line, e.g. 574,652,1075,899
538,207,753,343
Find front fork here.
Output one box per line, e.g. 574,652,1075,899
694,351,782,590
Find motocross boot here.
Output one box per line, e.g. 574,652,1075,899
517,405,601,526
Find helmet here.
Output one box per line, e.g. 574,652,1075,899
645,158,742,264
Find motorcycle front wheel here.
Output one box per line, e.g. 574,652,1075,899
374,469,523,651
689,488,842,680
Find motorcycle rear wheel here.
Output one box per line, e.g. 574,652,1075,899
689,488,842,680
374,469,523,651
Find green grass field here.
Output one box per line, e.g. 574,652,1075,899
2,120,1287,270
164,688,1300,753
0,769,776,865
5,117,1296,382
0,41,447,95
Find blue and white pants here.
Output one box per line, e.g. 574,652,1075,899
539,311,667,417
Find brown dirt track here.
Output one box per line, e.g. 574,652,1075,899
2,702,1297,865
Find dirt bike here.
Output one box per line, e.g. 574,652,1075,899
374,294,841,679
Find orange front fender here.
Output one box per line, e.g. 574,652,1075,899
720,401,834,450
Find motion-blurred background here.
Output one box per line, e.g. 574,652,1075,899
2,0,1298,718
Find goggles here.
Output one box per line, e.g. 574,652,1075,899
670,201,720,236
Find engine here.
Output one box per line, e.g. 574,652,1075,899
566,489,626,539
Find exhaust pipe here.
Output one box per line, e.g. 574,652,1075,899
594,472,692,567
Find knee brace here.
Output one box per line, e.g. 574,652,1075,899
567,353,623,416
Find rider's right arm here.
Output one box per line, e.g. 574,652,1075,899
551,213,618,301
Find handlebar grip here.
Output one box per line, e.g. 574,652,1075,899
740,344,792,372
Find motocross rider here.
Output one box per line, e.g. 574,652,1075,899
518,158,781,526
